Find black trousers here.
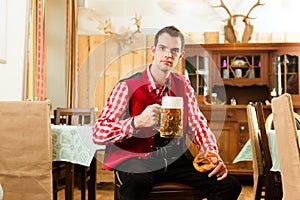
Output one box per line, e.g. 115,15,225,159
115,154,242,200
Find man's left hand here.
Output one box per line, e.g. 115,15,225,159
208,160,228,181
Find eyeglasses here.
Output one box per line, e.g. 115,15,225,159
156,44,181,56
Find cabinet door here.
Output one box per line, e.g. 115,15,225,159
183,45,211,96
209,122,236,167
212,52,269,87
209,121,252,175
208,51,270,105
272,51,299,95
185,55,210,96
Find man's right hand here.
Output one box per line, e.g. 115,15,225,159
133,104,161,129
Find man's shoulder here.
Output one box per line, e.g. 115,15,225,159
171,72,187,82
119,72,143,82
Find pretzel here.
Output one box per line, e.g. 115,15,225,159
193,152,220,172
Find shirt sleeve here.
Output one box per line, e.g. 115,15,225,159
184,78,219,153
92,81,139,145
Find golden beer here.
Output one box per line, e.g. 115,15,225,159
160,96,183,138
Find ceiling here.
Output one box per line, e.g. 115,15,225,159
78,0,300,35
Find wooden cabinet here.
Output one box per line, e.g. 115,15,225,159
184,43,300,104
184,43,300,177
199,105,252,175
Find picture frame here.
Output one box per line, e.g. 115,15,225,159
0,0,7,64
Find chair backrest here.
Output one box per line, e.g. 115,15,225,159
265,112,300,130
255,103,273,173
255,102,283,199
246,105,264,199
0,101,52,200
54,107,95,126
271,93,300,200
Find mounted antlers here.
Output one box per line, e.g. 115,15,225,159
98,14,142,36
212,0,265,43
97,15,142,53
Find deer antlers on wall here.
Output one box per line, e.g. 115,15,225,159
97,14,142,52
98,14,142,37
212,0,264,43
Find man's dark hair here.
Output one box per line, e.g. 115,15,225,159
154,26,185,50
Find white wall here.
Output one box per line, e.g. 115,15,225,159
0,0,27,100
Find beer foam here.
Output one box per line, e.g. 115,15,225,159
162,96,183,108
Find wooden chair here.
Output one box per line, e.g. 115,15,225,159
246,105,266,199
53,107,96,200
54,107,95,126
255,103,282,200
271,93,300,200
265,112,300,130
114,177,206,200
113,140,207,200
0,101,52,200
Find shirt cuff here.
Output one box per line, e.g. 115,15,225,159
131,117,139,130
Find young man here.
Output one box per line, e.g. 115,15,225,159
92,26,242,200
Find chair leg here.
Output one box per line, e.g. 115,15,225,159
53,192,58,200
265,172,275,200
65,163,74,200
255,176,264,200
81,166,87,200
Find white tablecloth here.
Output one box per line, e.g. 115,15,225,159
233,130,300,171
51,125,105,166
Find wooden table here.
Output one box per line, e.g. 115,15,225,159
52,125,105,200
234,130,300,171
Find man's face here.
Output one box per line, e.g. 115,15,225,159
151,32,184,72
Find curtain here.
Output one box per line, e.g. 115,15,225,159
24,0,46,101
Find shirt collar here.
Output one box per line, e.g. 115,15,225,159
147,65,157,92
147,65,171,92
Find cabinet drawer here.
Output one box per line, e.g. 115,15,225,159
202,109,237,122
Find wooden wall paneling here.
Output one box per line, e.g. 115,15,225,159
78,35,106,109
104,60,119,98
89,35,107,51
95,76,105,112
77,35,89,108
132,49,147,72
146,35,154,65
120,53,135,79
78,35,89,69
146,48,152,66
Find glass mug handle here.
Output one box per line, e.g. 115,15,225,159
153,114,161,132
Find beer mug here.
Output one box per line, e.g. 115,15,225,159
160,96,183,138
